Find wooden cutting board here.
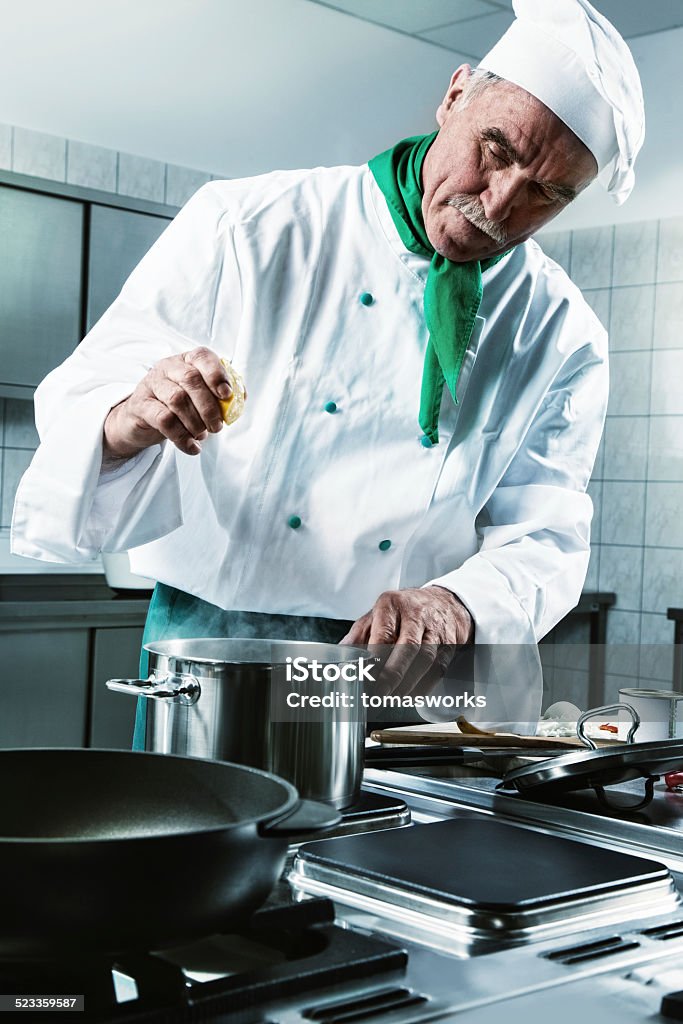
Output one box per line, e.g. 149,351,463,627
369,722,616,750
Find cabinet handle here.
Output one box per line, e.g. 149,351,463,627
105,673,200,706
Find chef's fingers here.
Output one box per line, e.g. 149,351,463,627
379,636,420,692
405,643,454,700
136,394,209,455
158,357,226,434
382,636,440,696
182,346,233,402
366,598,401,646
150,374,221,441
339,614,372,645
365,602,414,692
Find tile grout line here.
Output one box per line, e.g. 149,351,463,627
596,224,616,596
638,217,661,667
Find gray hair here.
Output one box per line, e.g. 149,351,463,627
459,68,504,108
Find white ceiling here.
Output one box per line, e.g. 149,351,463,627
0,0,681,229
310,1,683,58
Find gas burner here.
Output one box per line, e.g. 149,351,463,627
0,900,407,1023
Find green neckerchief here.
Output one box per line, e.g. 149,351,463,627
369,132,511,444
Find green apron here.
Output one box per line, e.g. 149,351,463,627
133,583,353,749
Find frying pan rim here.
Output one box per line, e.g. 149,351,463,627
0,747,299,845
143,636,368,666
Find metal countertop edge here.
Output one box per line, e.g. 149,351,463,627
362,768,683,873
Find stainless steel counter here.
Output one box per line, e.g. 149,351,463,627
364,765,683,870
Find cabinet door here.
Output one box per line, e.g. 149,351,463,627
0,186,84,387
87,206,171,330
90,626,145,748
0,629,89,747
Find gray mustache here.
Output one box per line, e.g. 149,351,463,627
446,195,508,247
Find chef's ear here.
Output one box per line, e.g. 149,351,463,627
436,65,472,126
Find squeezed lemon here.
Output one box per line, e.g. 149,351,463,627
219,359,246,425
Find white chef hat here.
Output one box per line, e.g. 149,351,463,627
478,0,645,204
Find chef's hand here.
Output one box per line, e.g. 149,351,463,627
102,347,232,464
340,586,474,692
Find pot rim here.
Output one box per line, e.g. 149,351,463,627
143,636,367,666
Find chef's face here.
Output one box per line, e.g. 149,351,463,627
421,66,599,262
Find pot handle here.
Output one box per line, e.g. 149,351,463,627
106,673,201,706
258,799,342,838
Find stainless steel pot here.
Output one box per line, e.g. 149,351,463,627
106,638,367,809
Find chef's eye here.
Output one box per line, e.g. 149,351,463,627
534,183,556,203
487,145,508,165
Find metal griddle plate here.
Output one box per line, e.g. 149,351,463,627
502,738,683,797
292,819,678,949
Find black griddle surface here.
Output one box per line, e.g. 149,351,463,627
298,818,669,910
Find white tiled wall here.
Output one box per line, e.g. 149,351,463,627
540,216,683,702
0,122,215,208
0,121,217,569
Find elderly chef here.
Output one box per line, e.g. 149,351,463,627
12,0,643,725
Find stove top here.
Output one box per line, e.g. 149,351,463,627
8,778,683,1023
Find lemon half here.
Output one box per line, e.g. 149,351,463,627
219,359,246,425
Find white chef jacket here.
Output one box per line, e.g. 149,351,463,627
11,165,608,647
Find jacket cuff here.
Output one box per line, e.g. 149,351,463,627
424,556,537,645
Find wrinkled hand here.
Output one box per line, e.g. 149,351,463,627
103,347,232,464
340,586,474,692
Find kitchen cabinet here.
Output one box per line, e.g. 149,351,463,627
0,579,148,749
667,608,683,692
0,185,83,388
0,628,89,747
86,205,171,330
0,171,178,396
89,625,142,748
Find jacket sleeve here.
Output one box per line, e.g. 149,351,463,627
426,333,608,645
11,183,242,564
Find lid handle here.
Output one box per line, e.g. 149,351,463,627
577,702,640,750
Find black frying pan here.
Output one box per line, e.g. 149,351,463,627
0,748,340,960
